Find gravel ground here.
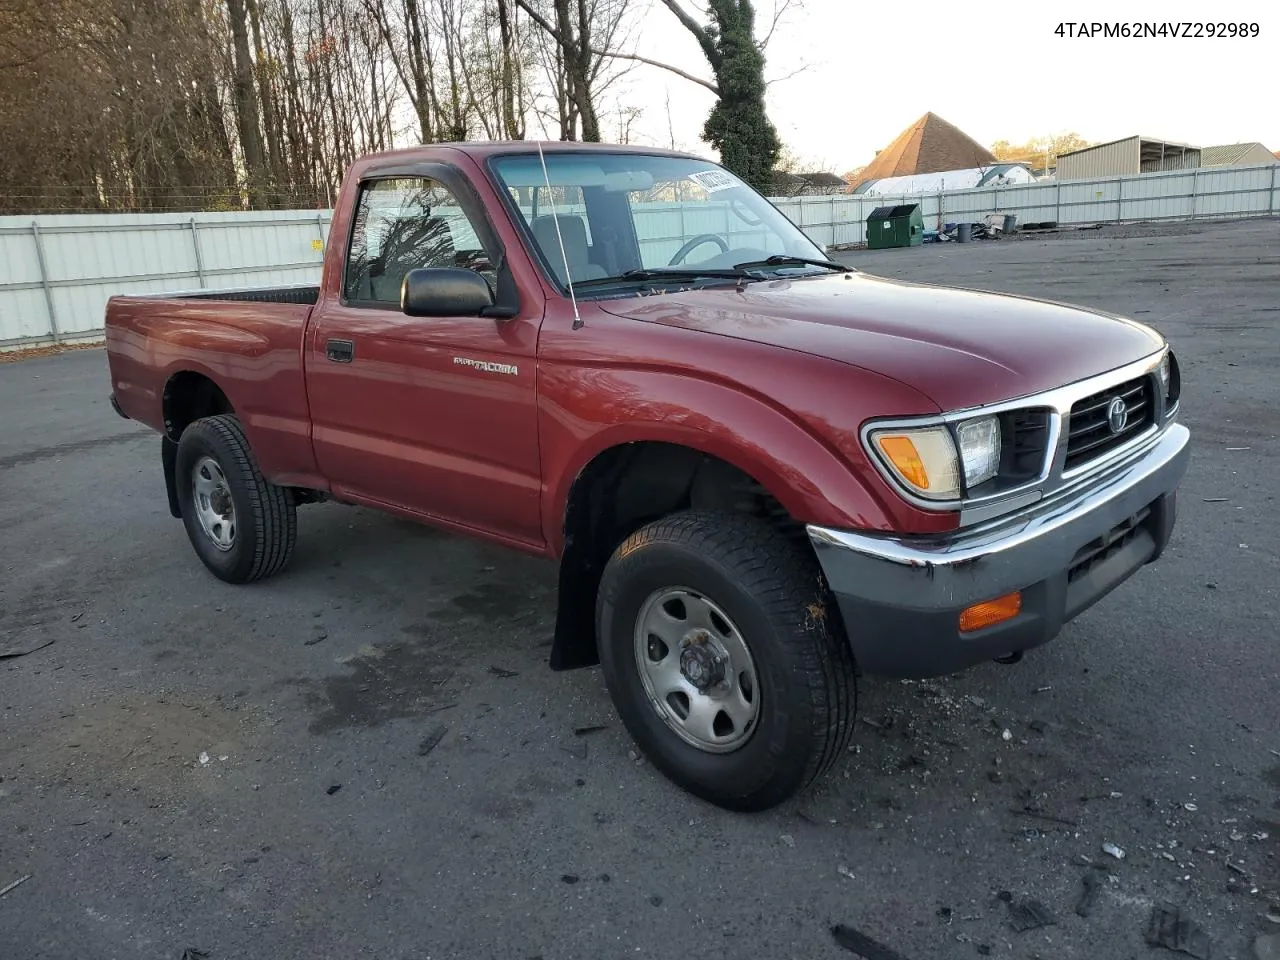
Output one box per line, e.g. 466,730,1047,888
2,217,1278,960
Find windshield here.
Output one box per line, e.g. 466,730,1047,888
489,152,833,291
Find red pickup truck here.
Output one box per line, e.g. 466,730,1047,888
105,141,1190,810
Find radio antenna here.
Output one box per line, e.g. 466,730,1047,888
535,139,584,330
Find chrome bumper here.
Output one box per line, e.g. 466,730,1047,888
807,423,1191,677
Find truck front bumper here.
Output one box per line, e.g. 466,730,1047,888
807,423,1191,679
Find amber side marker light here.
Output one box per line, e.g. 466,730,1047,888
959,591,1023,632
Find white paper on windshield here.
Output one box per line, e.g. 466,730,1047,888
686,170,741,194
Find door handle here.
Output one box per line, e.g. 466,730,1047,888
326,339,354,363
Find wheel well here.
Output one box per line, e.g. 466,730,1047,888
163,372,233,441
551,442,807,671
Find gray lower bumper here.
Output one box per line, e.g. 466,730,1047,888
808,423,1191,678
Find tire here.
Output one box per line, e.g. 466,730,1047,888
596,510,857,811
174,414,297,584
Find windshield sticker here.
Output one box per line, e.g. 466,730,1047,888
687,170,741,194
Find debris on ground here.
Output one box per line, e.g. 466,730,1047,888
179,950,210,960
198,752,210,766
0,875,32,898
0,637,56,659
1144,903,1211,958
1011,806,1077,827
417,725,447,757
649,895,663,907
560,874,579,884
1007,897,1056,933
573,724,609,736
1103,842,1126,860
830,924,913,960
326,784,341,796
779,834,795,848
1076,871,1103,917
304,629,327,646
488,665,519,678
837,865,855,880
1001,729,1013,741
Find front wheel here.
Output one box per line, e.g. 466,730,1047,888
174,414,297,584
596,511,857,811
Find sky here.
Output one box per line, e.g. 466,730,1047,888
606,0,1280,172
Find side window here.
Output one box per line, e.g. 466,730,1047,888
343,176,495,305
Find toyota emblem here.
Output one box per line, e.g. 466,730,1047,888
1106,396,1129,434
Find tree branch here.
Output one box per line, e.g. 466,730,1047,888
765,61,809,87
513,0,565,45
657,0,720,69
756,0,797,50
595,49,718,93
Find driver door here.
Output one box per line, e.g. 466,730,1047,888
306,173,544,547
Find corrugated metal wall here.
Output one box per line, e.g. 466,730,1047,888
3,164,1278,349
0,210,331,346
1056,138,1141,180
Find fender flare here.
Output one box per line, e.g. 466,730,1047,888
542,371,896,554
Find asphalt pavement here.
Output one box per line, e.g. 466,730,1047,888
2,217,1278,960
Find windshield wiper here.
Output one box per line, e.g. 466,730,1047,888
569,267,766,290
731,254,852,273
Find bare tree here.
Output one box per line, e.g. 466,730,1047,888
514,0,634,141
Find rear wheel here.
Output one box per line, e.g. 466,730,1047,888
596,511,857,811
174,415,297,584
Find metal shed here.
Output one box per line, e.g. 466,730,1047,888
866,204,924,249
1056,136,1201,180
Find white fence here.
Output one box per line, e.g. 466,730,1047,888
0,211,332,348
773,162,1280,248
2,163,1277,349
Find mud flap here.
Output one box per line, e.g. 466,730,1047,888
162,436,182,518
549,538,602,671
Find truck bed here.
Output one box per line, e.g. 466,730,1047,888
104,289,322,488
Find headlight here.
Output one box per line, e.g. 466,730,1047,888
956,416,1001,487
1158,355,1171,395
869,415,1001,500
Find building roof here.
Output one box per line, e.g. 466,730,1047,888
1200,142,1274,165
849,113,995,189
1057,135,1196,159
851,163,1035,195
772,171,847,188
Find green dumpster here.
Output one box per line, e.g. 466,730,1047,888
866,203,924,249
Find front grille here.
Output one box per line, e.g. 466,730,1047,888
1001,409,1051,481
1068,504,1152,583
1064,376,1154,471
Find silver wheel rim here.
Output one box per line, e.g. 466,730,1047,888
633,587,760,754
192,456,236,552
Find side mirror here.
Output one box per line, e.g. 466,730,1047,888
401,267,494,317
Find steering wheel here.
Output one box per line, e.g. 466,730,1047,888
668,233,729,266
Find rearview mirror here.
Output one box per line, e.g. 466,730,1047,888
401,267,494,317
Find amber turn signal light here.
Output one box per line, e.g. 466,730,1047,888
875,435,930,489
958,591,1022,632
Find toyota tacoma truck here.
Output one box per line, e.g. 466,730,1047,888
105,141,1190,811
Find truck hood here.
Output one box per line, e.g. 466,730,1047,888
597,272,1165,411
